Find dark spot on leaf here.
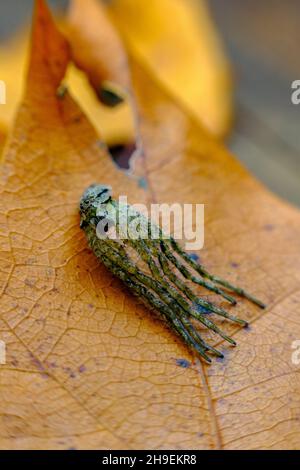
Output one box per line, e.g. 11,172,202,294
109,142,137,169
138,177,148,190
29,353,46,373
230,261,239,268
264,224,275,231
98,86,124,107
176,358,191,369
73,115,82,124
25,278,35,288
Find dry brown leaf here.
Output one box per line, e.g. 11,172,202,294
67,0,300,449
1,0,300,451
0,0,146,450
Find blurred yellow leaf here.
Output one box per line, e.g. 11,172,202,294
0,121,6,155
106,0,233,137
0,28,135,148
0,0,232,147
66,64,135,147
0,33,28,136
65,0,131,91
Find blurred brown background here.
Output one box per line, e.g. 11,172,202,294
1,0,300,205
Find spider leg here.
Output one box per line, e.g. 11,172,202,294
168,237,266,308
155,240,247,326
89,223,237,352
161,239,237,304
100,253,213,362
156,240,246,325
98,240,237,346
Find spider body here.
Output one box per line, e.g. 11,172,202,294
80,184,265,362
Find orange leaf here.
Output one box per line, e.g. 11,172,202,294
1,0,300,450
0,0,146,450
